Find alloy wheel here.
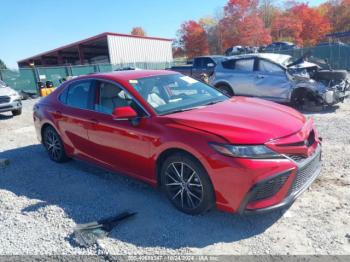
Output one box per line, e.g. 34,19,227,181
164,162,204,210
44,128,63,161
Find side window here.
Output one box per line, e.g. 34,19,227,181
94,81,146,116
58,86,68,104
202,58,214,68
95,81,130,114
235,59,254,72
222,59,235,69
65,80,93,109
193,58,202,68
259,60,284,74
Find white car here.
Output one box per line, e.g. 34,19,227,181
0,80,22,116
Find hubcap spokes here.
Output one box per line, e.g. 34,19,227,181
45,130,62,160
165,162,203,210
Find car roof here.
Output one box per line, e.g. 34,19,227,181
225,53,291,64
76,69,179,82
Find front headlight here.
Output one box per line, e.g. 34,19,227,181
209,143,283,159
9,92,20,99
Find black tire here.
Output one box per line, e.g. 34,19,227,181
12,108,22,116
43,125,70,163
216,84,234,97
314,70,347,81
160,153,215,215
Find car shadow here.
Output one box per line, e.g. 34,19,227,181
0,113,13,120
0,144,286,249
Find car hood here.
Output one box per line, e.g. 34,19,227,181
164,97,306,144
0,86,16,96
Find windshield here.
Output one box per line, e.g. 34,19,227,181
129,74,228,115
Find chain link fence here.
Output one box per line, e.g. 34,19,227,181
0,62,173,93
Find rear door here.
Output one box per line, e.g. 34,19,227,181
253,58,290,102
223,58,256,96
55,79,95,158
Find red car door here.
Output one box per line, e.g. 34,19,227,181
85,80,155,183
55,79,96,158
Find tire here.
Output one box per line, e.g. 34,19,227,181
43,125,70,163
216,84,234,97
314,70,348,81
160,153,215,215
12,108,22,116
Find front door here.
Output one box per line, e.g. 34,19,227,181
253,58,290,102
86,80,154,182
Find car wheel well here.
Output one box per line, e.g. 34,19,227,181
214,82,234,96
156,148,208,187
41,123,54,142
291,87,318,106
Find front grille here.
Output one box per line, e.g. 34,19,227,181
289,151,321,195
287,154,307,163
250,171,291,202
0,96,10,104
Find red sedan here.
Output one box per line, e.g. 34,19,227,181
33,70,322,214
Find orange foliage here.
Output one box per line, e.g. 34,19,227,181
179,20,209,58
131,27,146,37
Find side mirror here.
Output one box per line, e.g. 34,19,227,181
112,106,138,120
207,63,215,68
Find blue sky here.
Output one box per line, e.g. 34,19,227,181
1,0,326,68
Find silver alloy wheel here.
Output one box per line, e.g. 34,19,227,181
165,162,204,210
44,128,62,161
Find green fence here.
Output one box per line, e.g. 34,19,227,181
268,44,350,71
0,62,173,93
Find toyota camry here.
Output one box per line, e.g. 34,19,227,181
33,70,322,214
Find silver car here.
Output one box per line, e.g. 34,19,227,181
210,53,350,106
0,80,22,116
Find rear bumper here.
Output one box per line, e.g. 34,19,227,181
0,100,22,113
240,145,322,214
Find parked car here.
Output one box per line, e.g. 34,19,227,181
224,46,258,56
210,53,350,106
0,80,22,116
169,56,225,80
264,41,296,52
34,70,322,215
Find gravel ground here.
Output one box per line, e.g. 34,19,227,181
0,98,349,256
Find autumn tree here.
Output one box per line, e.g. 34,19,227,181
290,3,331,46
178,20,209,58
199,16,222,54
323,0,350,33
271,14,303,44
219,0,271,50
131,27,146,37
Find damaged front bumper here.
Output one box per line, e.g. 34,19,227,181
321,80,350,105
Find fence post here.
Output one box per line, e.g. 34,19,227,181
32,66,40,94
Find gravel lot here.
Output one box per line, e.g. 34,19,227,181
0,98,349,256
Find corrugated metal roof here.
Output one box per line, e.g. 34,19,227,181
18,32,173,63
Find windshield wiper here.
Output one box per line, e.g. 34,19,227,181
162,106,203,115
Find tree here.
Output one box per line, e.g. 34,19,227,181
290,3,331,46
178,20,209,58
131,27,146,37
219,0,271,50
199,16,222,54
323,0,350,33
0,59,6,70
271,14,303,45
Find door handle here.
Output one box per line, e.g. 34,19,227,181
256,75,265,79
